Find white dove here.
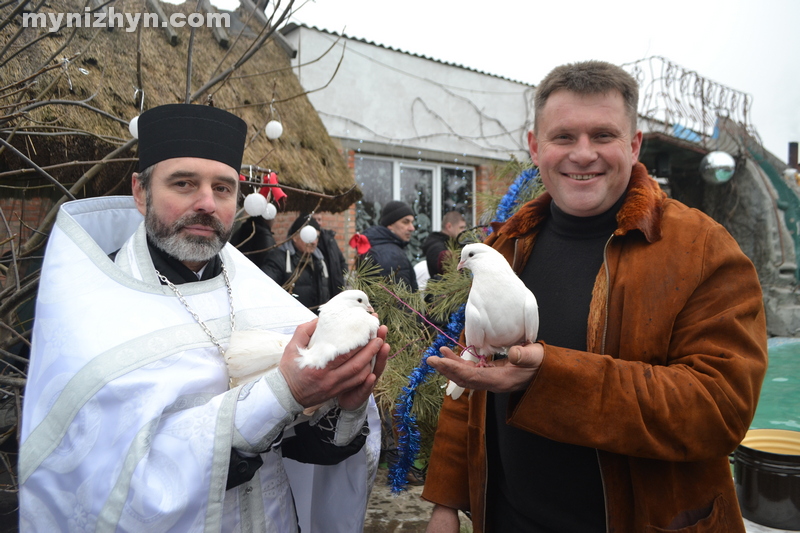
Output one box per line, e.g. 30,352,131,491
225,329,291,388
446,243,539,400
296,289,380,369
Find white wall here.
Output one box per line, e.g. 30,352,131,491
283,26,533,164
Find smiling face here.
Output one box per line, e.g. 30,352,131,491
528,90,642,217
132,157,239,271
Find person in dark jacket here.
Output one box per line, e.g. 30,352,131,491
421,211,467,278
358,200,418,291
229,215,276,268
311,213,347,298
262,214,331,312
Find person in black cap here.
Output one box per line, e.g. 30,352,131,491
357,200,418,291
262,213,331,311
20,103,388,532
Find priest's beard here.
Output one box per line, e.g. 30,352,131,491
145,200,233,263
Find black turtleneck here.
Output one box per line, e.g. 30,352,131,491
486,194,624,533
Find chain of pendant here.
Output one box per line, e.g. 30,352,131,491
155,261,235,357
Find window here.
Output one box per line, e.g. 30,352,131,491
355,156,475,261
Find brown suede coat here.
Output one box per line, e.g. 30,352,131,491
422,163,768,532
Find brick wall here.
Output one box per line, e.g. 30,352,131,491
270,206,357,267
268,148,360,271
0,196,53,258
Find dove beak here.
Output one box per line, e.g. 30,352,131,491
457,260,466,271
367,304,375,313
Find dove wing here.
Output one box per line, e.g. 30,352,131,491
297,308,379,369
327,310,379,354
464,295,486,354
523,291,539,344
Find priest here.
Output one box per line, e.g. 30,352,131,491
19,103,388,532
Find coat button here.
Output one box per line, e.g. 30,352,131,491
236,461,249,474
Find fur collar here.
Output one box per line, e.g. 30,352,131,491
493,162,665,243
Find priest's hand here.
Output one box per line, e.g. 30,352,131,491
279,321,389,409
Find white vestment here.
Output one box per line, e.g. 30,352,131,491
19,196,380,532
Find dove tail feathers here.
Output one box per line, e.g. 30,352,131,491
445,380,465,400
224,330,291,387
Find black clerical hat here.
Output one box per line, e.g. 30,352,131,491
137,104,247,172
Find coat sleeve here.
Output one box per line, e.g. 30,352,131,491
421,392,472,511
506,223,768,462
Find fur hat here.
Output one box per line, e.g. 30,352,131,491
380,201,414,227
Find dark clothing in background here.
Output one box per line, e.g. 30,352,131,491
229,216,276,268
317,227,346,297
421,231,454,278
262,242,331,311
359,225,418,291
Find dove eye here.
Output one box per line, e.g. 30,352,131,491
357,298,363,303
469,252,475,257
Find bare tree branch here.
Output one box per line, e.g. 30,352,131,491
189,0,295,103
0,157,137,179
0,207,20,291
0,0,45,53
20,138,138,255
10,100,129,127
0,137,76,200
0,376,26,388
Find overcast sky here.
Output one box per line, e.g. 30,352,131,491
214,0,799,162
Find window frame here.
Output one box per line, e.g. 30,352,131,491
355,154,475,231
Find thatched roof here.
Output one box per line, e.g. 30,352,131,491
0,0,358,212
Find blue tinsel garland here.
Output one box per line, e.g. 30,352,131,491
389,167,538,493
388,305,465,493
493,167,539,226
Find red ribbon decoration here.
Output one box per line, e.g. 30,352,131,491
240,173,287,204
260,172,287,204
349,233,371,255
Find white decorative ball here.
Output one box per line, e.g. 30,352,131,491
243,193,267,216
300,225,318,243
262,202,277,220
129,115,139,139
265,120,283,140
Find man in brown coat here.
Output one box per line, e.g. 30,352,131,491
423,61,767,532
